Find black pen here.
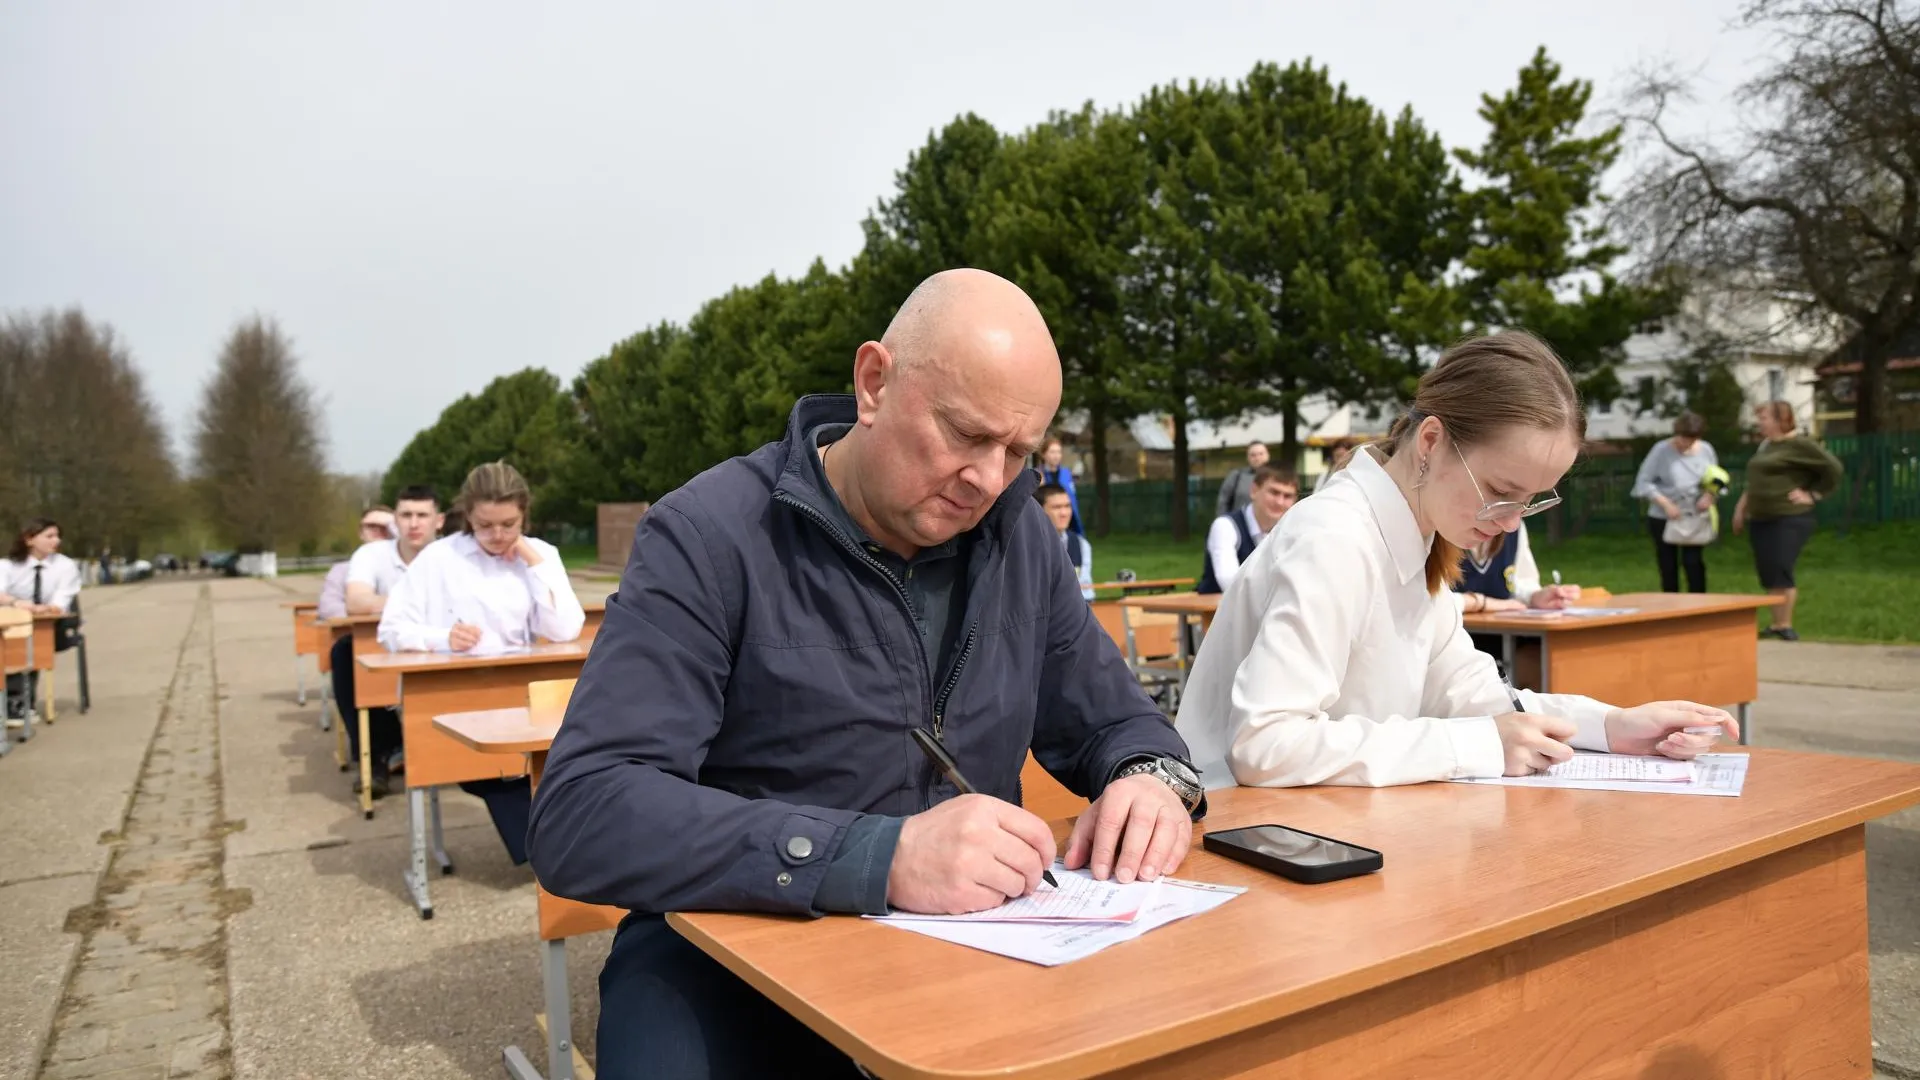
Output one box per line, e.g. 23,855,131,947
911,727,1058,888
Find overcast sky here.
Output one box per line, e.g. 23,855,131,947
1,1,1769,473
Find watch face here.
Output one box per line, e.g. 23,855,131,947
1160,758,1201,792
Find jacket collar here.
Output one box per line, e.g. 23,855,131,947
772,394,1037,549
1347,447,1432,587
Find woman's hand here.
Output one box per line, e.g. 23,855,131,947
1605,702,1738,758
1695,492,1714,511
1653,495,1680,519
1787,488,1815,507
511,537,544,567
1529,585,1581,610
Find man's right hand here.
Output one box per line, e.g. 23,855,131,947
447,621,483,652
886,794,1056,915
1493,712,1577,775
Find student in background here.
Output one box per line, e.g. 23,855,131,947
1175,331,1737,790
1454,519,1580,615
334,485,443,797
1215,441,1271,518
1198,466,1297,595
5,518,82,719
1313,438,1355,493
317,507,393,621
1732,400,1843,641
379,461,583,864
1033,436,1081,534
1035,483,1093,601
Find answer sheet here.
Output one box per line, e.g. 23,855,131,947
874,873,1246,966
870,866,1158,924
1450,752,1749,797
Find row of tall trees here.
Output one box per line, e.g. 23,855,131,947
0,310,333,557
381,2,1915,538
390,49,1669,539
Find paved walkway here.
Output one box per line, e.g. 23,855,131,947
0,578,1914,1078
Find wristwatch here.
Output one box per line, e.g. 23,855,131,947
1112,755,1205,814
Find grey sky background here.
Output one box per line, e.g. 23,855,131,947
1,1,1767,473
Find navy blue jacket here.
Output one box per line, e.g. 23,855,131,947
527,395,1192,916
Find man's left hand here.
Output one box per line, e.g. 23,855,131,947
1062,774,1192,884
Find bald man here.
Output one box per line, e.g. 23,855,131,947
530,269,1203,1080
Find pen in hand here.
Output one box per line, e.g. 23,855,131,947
910,727,1058,889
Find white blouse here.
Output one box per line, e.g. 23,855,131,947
4,554,82,611
1174,448,1611,791
377,533,584,653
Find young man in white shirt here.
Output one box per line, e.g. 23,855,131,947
334,485,444,796
1035,483,1094,601
1197,466,1297,595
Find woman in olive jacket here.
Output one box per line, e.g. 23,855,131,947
1731,401,1842,641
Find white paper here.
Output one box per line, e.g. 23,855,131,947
871,865,1158,924
1498,606,1641,618
874,875,1245,966
1451,752,1749,797
1543,754,1696,782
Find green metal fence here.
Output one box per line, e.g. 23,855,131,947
1097,431,1920,538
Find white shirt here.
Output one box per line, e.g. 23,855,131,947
346,539,412,597
1059,531,1094,601
5,553,82,611
1174,448,1610,791
317,561,351,621
1205,505,1272,593
377,533,584,653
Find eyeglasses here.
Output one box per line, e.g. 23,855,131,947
1453,442,1562,522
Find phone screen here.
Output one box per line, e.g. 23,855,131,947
1222,825,1373,867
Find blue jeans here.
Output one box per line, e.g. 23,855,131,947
596,914,863,1080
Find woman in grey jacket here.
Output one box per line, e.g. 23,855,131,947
1630,412,1718,592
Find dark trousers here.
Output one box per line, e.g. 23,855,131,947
328,634,401,775
457,778,531,865
1646,516,1707,593
5,671,37,718
597,915,863,1080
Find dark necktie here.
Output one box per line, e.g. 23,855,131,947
32,564,43,605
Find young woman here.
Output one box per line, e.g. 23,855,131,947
5,518,83,719
1732,400,1842,641
1455,519,1579,615
377,461,584,862
1174,332,1736,790
1632,411,1720,593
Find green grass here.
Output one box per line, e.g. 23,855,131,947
1090,521,1920,645
558,521,1919,644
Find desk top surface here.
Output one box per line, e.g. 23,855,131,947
1116,591,1216,614
671,747,1920,1080
432,706,555,753
1463,591,1782,632
356,642,590,674
326,599,605,631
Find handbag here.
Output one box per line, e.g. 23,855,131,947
1662,506,1718,546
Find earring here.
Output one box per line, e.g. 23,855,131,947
1414,457,1430,489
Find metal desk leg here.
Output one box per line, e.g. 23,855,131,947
404,786,434,919
295,658,307,706
318,677,331,731
43,665,55,722
1501,633,1516,681
1537,635,1551,691
543,939,578,1080
430,789,453,874
1737,702,1752,745
358,709,375,818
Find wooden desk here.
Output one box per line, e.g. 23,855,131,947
0,615,34,747
1117,593,1218,695
29,611,60,720
436,702,619,1080
1464,592,1783,741
359,645,591,917
282,600,322,706
1091,577,1195,596
672,749,1920,1079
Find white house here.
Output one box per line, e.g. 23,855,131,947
1586,287,1834,441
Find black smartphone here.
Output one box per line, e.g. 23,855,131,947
1202,824,1383,884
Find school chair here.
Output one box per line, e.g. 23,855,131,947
58,595,90,715
1119,604,1186,714
506,676,624,1080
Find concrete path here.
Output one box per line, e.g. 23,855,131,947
0,579,1913,1078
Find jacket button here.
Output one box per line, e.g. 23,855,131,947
776,872,793,887
787,836,815,860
